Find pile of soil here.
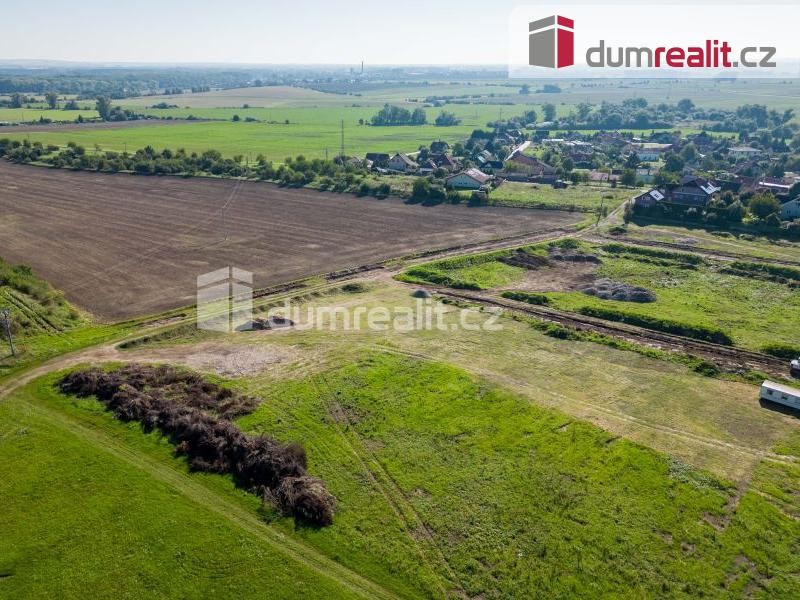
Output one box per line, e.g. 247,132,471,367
548,248,603,264
580,278,657,303
252,315,294,330
500,249,551,270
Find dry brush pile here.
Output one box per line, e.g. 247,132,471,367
59,364,335,526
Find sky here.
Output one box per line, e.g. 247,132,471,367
2,0,795,66
1,0,515,65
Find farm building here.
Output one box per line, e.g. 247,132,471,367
760,381,800,411
782,199,800,220
387,153,418,173
446,168,493,189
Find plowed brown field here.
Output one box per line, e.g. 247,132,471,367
0,162,579,319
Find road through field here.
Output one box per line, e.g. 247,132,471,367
0,162,580,320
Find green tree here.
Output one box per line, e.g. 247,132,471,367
748,192,781,220
620,169,637,187
520,84,531,95
576,102,592,121
95,96,112,121
542,103,557,121
662,152,685,173
45,92,58,109
725,200,746,223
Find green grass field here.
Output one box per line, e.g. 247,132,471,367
3,339,799,597
0,107,99,123
490,181,635,212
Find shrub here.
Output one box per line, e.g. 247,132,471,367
577,306,733,345
760,343,800,359
59,365,335,526
502,291,550,305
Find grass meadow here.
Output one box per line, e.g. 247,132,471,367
2,337,799,597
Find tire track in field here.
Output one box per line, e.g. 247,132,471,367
14,396,402,600
309,373,463,599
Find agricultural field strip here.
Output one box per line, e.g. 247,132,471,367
435,289,789,380
0,356,397,599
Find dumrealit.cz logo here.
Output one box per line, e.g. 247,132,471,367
528,15,574,68
528,14,774,70
512,4,800,79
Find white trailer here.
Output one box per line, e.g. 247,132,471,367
760,381,800,410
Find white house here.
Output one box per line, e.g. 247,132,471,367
781,199,800,220
627,142,672,162
760,381,800,411
387,153,418,173
728,146,762,160
446,168,493,190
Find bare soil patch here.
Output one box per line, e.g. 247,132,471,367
0,162,580,320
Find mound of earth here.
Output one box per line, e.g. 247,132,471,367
500,249,551,270
548,247,602,263
580,278,657,303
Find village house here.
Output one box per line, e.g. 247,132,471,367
626,142,673,162
365,152,390,168
632,189,666,209
633,176,719,210
587,170,619,184
728,146,762,160
430,140,450,154
781,199,800,220
387,152,418,173
446,168,493,190
430,153,459,172
504,151,557,182
666,175,720,208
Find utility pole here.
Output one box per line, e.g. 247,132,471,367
1,308,15,356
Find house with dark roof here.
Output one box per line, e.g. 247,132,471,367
666,176,720,208
633,176,719,211
365,153,390,168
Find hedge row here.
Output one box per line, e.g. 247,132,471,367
577,306,733,345
725,261,800,283
601,243,705,266
501,291,551,306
